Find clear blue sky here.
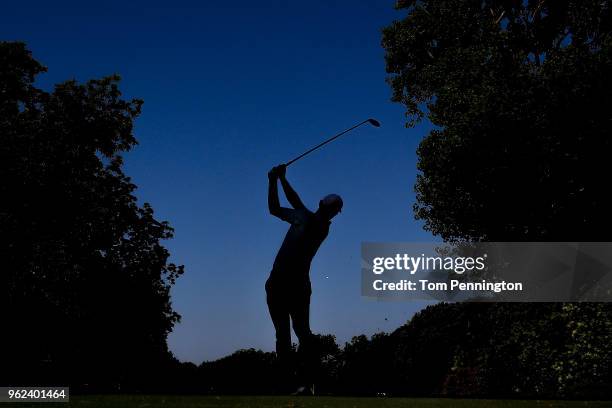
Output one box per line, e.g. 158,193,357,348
2,1,437,363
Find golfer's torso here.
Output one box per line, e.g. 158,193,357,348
271,209,330,281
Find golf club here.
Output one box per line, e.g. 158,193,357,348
284,118,381,167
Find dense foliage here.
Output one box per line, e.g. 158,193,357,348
167,303,611,398
0,42,183,388
378,0,612,399
383,0,612,241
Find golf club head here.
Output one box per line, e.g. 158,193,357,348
368,118,381,127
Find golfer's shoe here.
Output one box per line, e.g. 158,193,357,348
291,384,315,396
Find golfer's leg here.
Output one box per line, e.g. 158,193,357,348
266,279,293,390
291,294,312,342
266,286,291,357
290,290,315,387
291,280,313,343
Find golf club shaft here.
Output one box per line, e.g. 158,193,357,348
284,119,371,167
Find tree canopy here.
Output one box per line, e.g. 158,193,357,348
381,1,612,399
0,41,183,388
383,0,612,241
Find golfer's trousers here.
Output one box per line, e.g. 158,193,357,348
265,274,315,383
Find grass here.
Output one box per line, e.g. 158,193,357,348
5,395,612,408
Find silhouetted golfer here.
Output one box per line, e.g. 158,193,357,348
266,164,342,395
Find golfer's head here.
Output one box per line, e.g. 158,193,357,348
319,194,343,219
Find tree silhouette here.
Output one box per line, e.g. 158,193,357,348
383,0,612,241
0,41,184,388
381,1,612,399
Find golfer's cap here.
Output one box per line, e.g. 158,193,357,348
321,194,343,208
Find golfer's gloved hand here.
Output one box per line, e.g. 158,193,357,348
268,167,278,180
268,165,286,180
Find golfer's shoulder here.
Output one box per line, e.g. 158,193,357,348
306,209,330,231
294,207,312,220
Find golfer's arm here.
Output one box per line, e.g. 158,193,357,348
280,176,305,209
268,177,282,216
